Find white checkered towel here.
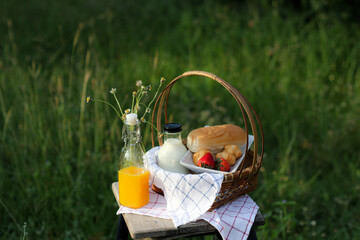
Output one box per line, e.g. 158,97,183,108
117,188,259,240
147,147,224,226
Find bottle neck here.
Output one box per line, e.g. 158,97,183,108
118,119,146,170
164,131,182,142
122,121,141,144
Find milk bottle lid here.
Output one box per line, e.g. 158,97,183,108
164,123,182,133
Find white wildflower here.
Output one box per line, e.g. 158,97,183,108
136,80,142,87
110,88,117,94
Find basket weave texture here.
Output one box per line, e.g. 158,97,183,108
150,71,264,211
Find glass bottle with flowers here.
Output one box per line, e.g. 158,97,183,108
86,78,165,208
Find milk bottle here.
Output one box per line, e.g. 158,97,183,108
157,123,189,174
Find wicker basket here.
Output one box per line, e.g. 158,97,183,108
150,71,264,211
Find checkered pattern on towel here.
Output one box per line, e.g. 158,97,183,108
117,188,259,240
147,147,224,226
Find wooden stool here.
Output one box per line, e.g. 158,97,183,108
112,182,265,239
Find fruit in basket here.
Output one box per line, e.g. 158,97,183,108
215,158,231,172
197,152,215,169
193,149,211,165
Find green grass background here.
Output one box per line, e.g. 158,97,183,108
1,0,360,239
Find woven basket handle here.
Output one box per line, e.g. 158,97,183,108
151,71,264,176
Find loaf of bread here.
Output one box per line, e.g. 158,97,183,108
186,124,246,154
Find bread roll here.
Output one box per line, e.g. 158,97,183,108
215,152,236,165
224,144,243,159
187,124,246,154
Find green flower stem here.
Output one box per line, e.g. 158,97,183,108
131,92,136,113
141,82,163,120
144,120,160,135
133,89,140,113
139,103,148,109
112,94,124,117
135,88,144,113
93,99,124,123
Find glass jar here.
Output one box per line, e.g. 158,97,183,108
118,113,149,208
157,123,189,174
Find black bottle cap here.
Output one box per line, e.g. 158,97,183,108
164,123,182,133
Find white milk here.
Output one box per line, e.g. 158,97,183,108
158,138,189,174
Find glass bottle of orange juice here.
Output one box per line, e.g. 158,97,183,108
118,113,149,208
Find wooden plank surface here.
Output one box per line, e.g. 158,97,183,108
112,182,264,239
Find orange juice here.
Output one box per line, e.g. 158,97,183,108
118,166,149,208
